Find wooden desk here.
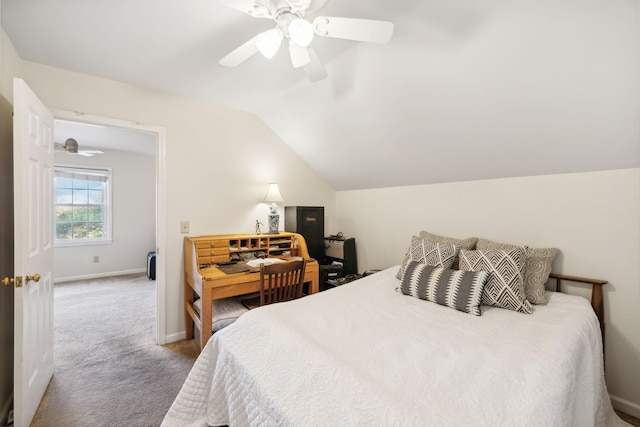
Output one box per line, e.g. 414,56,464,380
184,232,319,349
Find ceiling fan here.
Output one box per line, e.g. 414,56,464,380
54,138,104,157
218,0,394,82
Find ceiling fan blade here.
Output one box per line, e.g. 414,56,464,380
302,47,327,82
218,0,271,18
313,16,394,44
79,150,104,156
219,35,260,67
289,42,311,68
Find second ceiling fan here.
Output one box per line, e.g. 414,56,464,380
218,0,394,82
55,138,104,157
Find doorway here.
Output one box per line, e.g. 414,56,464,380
51,109,167,344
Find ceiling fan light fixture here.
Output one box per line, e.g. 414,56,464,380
65,138,79,153
288,18,314,47
256,29,283,59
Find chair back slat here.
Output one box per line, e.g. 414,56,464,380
260,260,307,306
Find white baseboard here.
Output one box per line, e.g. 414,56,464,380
612,394,640,418
54,268,147,283
0,392,12,426
164,331,186,344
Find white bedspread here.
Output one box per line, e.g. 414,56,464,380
163,267,626,427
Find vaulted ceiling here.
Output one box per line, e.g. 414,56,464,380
2,0,638,190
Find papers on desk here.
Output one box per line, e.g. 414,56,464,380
246,258,286,268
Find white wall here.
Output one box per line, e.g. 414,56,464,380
336,168,640,416
12,60,336,344
53,149,156,281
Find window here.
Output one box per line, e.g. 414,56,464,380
54,166,112,246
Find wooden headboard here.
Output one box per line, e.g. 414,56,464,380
549,273,608,351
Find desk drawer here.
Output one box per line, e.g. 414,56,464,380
196,240,230,266
198,254,230,265
198,247,229,257
195,240,229,249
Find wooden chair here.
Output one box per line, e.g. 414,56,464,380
242,260,307,309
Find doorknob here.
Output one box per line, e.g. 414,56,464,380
2,276,23,287
25,273,40,284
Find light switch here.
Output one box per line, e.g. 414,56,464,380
180,221,190,234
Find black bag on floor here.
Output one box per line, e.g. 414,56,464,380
147,251,156,280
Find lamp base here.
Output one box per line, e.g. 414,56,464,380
267,213,280,234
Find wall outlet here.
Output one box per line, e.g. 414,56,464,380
180,221,190,234
93,256,99,263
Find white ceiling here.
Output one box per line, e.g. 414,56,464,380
2,0,638,190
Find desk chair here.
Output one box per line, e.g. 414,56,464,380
242,259,307,309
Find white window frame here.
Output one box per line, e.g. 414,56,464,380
54,164,113,247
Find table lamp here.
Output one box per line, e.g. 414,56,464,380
263,183,284,234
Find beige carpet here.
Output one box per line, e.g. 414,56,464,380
30,274,199,427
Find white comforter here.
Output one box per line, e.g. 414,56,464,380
163,267,624,427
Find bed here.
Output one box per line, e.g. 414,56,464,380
163,232,627,427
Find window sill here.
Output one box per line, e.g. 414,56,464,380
54,239,113,248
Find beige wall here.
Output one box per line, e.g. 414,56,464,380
336,168,640,416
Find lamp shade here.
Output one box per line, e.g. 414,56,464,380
263,183,284,203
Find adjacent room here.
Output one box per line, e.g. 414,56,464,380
0,0,638,426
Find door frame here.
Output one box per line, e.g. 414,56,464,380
51,109,168,344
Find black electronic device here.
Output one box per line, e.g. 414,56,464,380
324,236,357,276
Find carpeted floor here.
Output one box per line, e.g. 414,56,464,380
30,274,200,427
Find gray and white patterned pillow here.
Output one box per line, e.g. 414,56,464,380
419,230,478,269
459,247,532,314
477,239,559,305
398,261,488,316
396,235,459,279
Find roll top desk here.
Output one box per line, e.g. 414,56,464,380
184,232,319,349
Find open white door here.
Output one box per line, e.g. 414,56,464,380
13,78,54,427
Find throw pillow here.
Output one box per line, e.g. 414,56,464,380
398,261,488,316
396,235,459,279
419,230,478,269
477,238,559,305
459,247,532,314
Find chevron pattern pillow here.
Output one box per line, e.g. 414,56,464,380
398,261,488,316
396,235,459,279
459,247,533,314
419,230,478,269
477,239,559,305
